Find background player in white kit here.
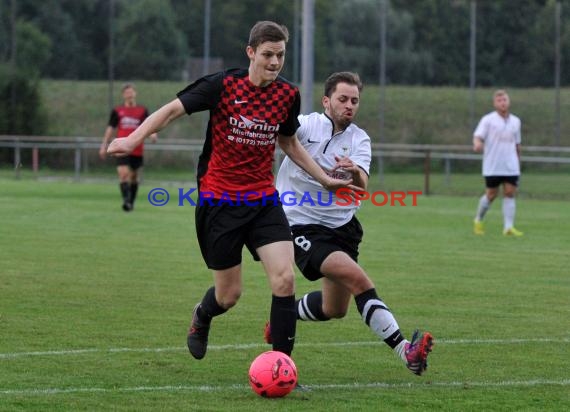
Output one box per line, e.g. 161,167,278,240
473,89,523,236
268,72,433,376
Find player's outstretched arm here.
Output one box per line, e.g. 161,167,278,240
107,99,185,156
278,134,362,192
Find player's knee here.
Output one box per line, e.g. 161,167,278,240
270,270,295,296
504,189,516,198
219,290,241,309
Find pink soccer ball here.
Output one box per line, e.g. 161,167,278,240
248,351,298,398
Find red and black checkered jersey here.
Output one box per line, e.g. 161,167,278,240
177,68,301,200
108,105,149,157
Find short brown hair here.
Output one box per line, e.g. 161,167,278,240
493,89,508,99
122,83,135,92
324,72,363,97
248,21,289,49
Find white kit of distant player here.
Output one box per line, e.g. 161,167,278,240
473,89,523,236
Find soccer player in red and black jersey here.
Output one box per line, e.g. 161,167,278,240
99,83,157,211
107,21,358,361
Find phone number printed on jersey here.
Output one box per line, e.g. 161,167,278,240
228,136,275,146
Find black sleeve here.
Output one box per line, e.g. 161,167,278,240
143,107,149,120
108,109,119,128
176,72,224,115
278,89,301,137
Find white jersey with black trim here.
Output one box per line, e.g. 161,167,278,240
474,111,521,176
276,112,372,228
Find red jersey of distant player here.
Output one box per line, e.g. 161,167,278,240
108,105,149,157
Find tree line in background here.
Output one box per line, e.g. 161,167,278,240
0,0,569,86
0,0,569,135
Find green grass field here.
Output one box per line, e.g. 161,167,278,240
3,166,570,201
1,179,569,411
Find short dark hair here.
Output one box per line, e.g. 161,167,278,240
248,21,289,49
122,83,135,92
324,72,363,97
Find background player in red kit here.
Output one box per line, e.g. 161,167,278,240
107,21,357,361
99,83,157,211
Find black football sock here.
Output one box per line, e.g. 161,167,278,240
119,182,130,204
130,182,139,205
270,295,296,356
296,291,330,321
196,287,227,323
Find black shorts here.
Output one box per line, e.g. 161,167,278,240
484,175,519,188
116,155,143,170
195,201,292,270
291,216,363,282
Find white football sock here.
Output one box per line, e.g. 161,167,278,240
503,197,516,230
475,194,491,222
362,299,400,340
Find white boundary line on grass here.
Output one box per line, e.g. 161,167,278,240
1,337,569,359
1,379,570,396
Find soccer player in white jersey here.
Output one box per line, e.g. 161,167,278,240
473,89,523,236
268,72,433,376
